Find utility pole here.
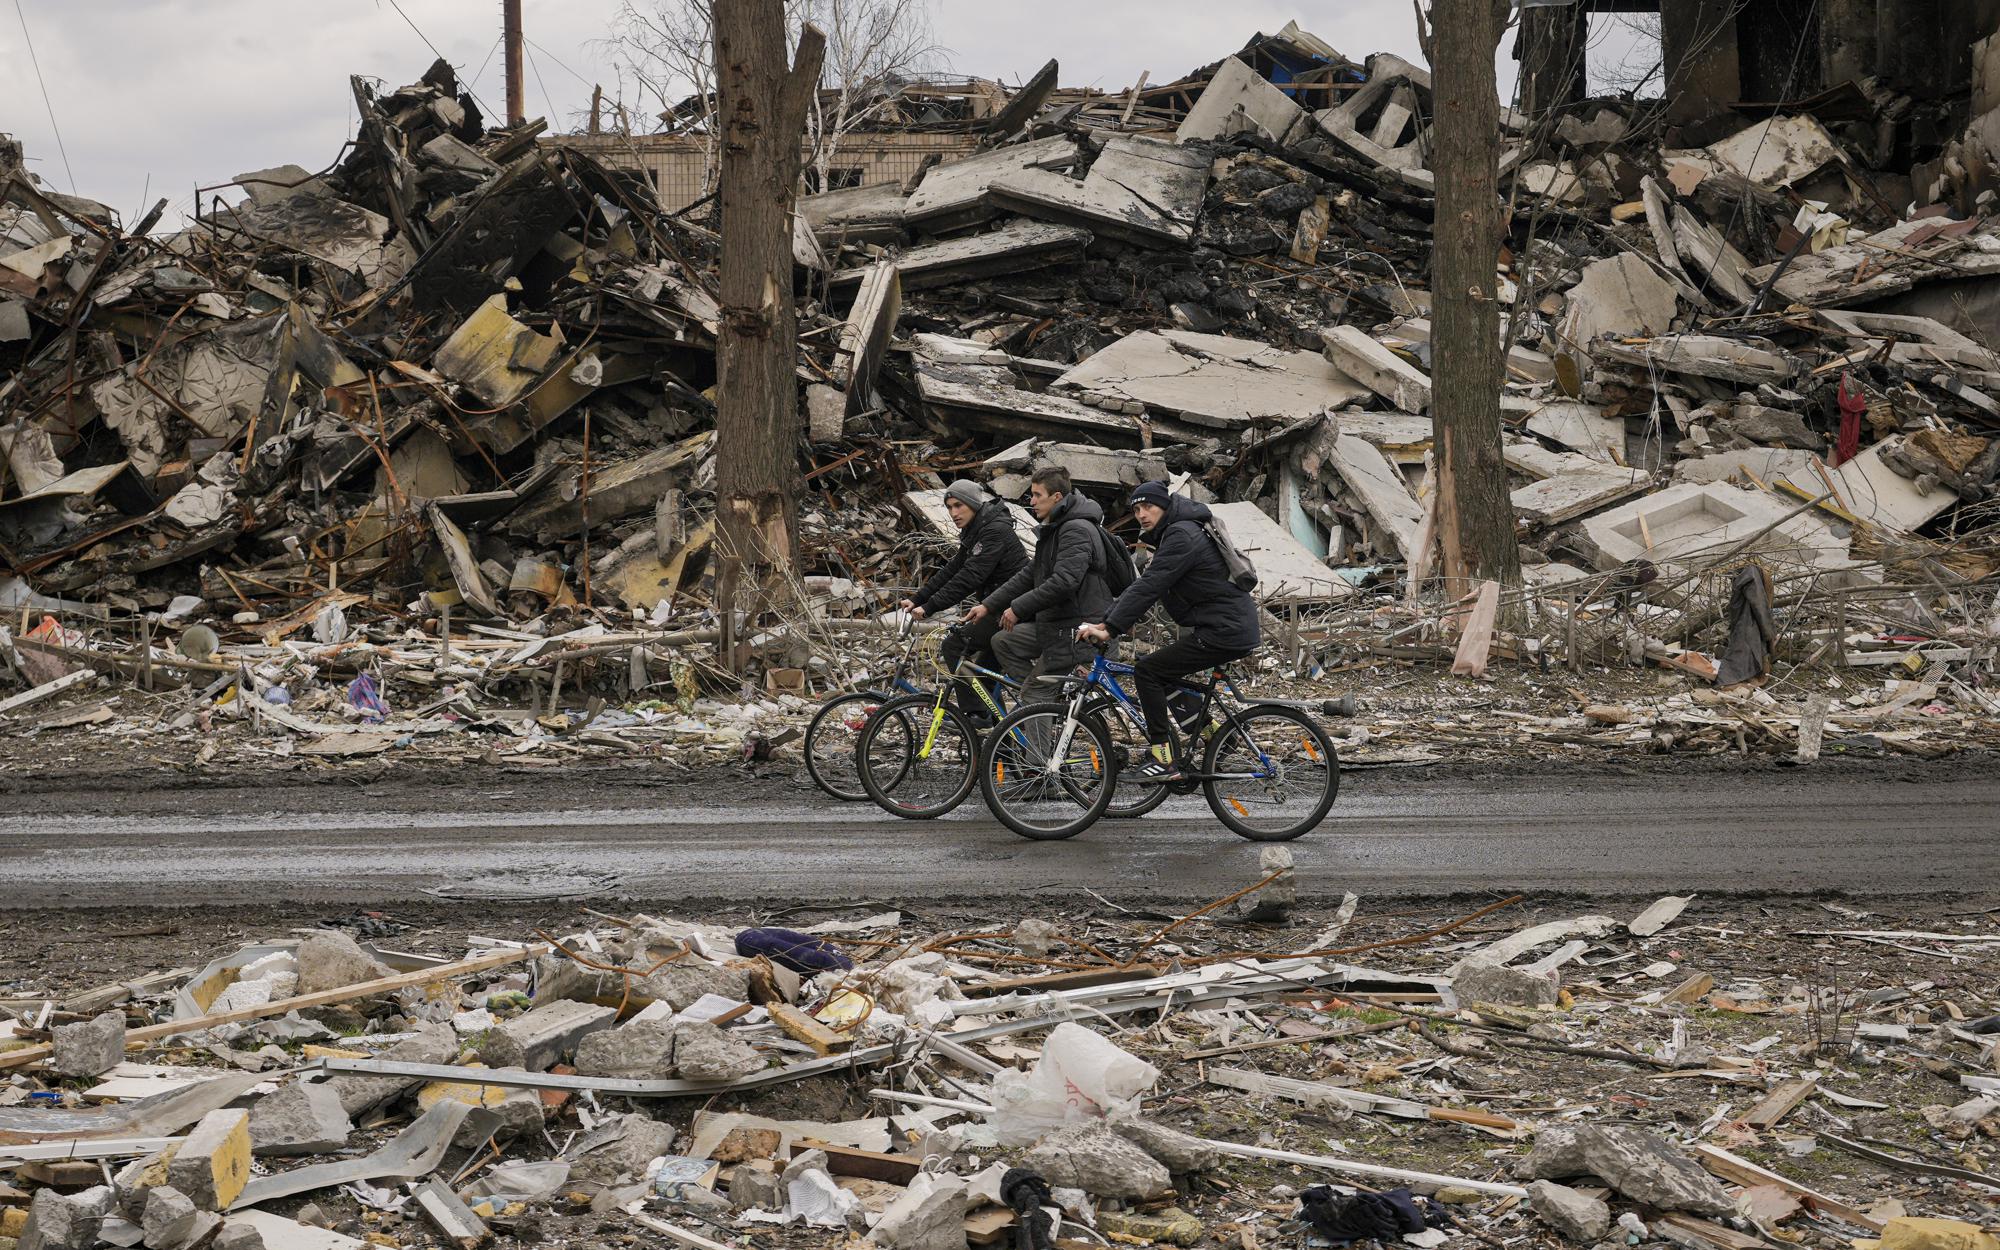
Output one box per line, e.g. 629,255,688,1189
502,0,526,126
1423,0,1523,612
711,2,825,664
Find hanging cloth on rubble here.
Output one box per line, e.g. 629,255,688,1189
1297,1185,1443,1244
1834,372,1865,467
1714,561,1776,687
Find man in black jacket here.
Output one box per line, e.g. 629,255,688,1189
966,467,1111,700
900,480,1028,673
1079,481,1259,782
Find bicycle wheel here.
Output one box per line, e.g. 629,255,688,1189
1080,695,1171,820
804,691,894,801
1202,706,1339,841
857,694,978,819
979,703,1116,841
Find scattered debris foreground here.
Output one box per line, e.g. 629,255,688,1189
2,880,1996,1249
9,24,2000,770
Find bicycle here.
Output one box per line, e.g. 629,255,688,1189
979,644,1340,842
803,618,928,801
853,623,1020,820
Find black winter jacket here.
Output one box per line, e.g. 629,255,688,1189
913,499,1028,614
1104,496,1260,651
982,493,1112,627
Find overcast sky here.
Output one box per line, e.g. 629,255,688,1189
0,1,1642,229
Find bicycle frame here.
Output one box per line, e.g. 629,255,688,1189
904,629,1018,760
1036,652,1285,784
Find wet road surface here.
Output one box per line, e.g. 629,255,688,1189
3,769,1993,906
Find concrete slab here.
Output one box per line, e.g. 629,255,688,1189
1708,115,1841,188
1592,334,1793,384
904,136,1079,231
989,136,1209,247
1671,448,1821,487
832,260,899,412
1560,252,1678,352
1831,443,1958,533
1331,412,1434,462
830,220,1090,292
799,181,907,244
1525,400,1625,463
1177,57,1312,146
1207,501,1351,602
1577,482,1853,575
982,439,1167,488
1320,326,1431,412
1671,206,1758,307
1057,330,1369,429
1323,432,1425,559
1511,464,1650,527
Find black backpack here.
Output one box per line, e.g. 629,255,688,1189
1094,523,1137,595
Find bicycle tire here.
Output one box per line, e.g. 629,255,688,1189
1201,705,1339,841
979,702,1116,841
1078,694,1171,819
804,690,894,801
857,694,978,819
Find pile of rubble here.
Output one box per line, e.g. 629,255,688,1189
2,878,1996,1249
5,25,2000,769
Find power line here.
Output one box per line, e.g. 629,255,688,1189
378,0,498,120
12,0,77,194
525,40,560,127
526,36,595,89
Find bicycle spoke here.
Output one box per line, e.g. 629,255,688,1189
1207,710,1336,839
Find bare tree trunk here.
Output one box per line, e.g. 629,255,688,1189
713,3,825,658
1427,0,1522,610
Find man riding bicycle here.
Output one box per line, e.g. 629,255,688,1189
900,480,1027,677
1078,480,1258,784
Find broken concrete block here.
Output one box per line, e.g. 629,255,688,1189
1528,1180,1612,1242
1098,1208,1204,1247
574,1018,678,1079
1231,845,1295,923
1178,56,1312,146
569,1113,679,1188
249,1081,354,1157
990,134,1210,247
1055,329,1367,429
1723,403,1822,451
872,1175,969,1250
140,1186,198,1249
1708,115,1840,189
51,1009,126,1078
1321,325,1431,412
293,931,391,996
1110,1118,1224,1174
1522,1125,1733,1216
166,1108,252,1210
497,999,616,1071
326,1022,458,1118
18,1186,110,1250
1321,431,1424,559
729,1162,785,1212
212,1222,267,1250
1453,959,1560,1009
1561,252,1679,350
806,382,846,444
671,1020,765,1082
1021,1124,1172,1200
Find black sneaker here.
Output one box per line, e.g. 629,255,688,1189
1131,757,1185,785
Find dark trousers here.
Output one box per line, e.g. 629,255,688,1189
1136,633,1252,748
942,615,1003,720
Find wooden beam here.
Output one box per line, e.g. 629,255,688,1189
0,947,544,1071
1692,1144,1884,1232
1743,1077,1819,1130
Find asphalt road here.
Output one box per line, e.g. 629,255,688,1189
3,769,1994,907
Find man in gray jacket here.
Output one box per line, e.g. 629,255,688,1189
965,467,1111,700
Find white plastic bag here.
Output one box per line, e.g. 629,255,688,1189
985,1022,1159,1145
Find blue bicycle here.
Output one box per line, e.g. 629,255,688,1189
978,645,1340,842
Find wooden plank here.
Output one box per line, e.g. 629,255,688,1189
767,1003,851,1056
0,670,93,716
1183,1017,1407,1060
791,1141,921,1185
1655,1213,1776,1250
1661,972,1715,1006
965,963,1168,998
1743,1077,1819,1130
1691,1144,1884,1232
0,947,543,1071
